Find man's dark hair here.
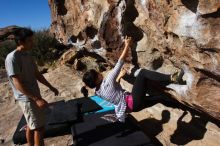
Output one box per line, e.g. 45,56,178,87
83,69,98,88
14,28,34,45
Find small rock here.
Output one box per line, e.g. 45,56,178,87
60,49,77,65
74,59,85,71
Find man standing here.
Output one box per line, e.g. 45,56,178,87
5,28,59,146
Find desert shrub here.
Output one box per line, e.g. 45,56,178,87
0,40,16,68
0,28,66,68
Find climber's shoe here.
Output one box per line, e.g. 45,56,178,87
171,69,187,85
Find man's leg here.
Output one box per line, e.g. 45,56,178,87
34,127,45,146
18,101,35,146
26,126,34,146
18,101,46,146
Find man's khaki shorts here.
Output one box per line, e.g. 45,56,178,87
18,100,46,130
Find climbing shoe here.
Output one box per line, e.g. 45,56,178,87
171,69,186,85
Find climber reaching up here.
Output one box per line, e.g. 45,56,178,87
81,36,186,122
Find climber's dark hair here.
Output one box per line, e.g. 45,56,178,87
81,86,88,97
14,28,34,45
82,69,98,88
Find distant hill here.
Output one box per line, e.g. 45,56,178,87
0,25,20,42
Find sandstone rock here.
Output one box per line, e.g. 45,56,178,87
48,0,220,122
73,59,85,71
59,48,77,65
130,102,220,146
197,0,220,14
59,47,108,73
80,56,99,71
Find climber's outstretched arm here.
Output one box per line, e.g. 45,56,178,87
119,36,132,61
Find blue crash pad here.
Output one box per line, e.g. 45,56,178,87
89,96,115,113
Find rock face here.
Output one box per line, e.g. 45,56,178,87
48,0,220,120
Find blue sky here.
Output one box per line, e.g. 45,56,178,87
0,0,51,30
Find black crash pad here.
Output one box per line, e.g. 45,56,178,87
13,98,102,145
48,100,81,125
13,100,71,145
68,97,102,114
71,111,152,146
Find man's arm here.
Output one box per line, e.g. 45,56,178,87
35,70,59,96
6,56,48,108
12,75,48,109
12,75,40,101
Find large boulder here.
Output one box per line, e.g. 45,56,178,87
48,0,220,120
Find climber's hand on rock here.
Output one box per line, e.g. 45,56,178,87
125,36,132,47
119,36,132,61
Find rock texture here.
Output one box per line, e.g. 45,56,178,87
49,0,220,121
